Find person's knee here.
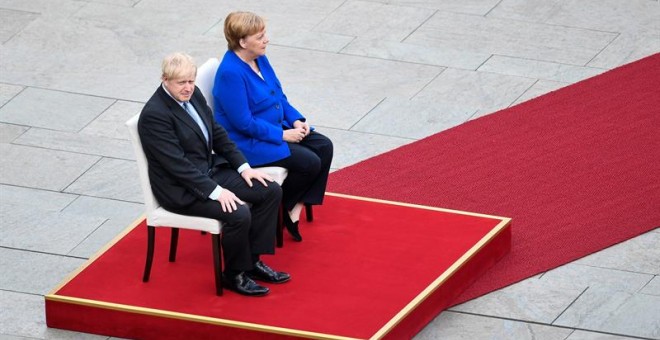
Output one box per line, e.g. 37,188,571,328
291,149,322,175
222,204,252,226
322,139,333,163
315,134,333,163
267,182,283,202
307,154,322,176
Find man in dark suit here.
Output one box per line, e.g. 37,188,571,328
138,52,289,297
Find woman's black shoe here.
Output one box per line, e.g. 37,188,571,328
283,213,303,242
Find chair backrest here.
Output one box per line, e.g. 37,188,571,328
196,58,220,112
194,57,290,186
125,114,160,214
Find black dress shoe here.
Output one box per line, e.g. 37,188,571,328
222,272,269,296
283,213,302,242
246,261,291,284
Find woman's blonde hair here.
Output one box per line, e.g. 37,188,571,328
161,52,196,80
224,11,266,51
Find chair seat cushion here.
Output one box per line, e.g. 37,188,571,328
255,166,288,185
148,208,221,234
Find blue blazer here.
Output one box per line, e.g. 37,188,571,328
213,50,305,166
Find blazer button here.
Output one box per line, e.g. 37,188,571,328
270,90,275,95
275,104,280,109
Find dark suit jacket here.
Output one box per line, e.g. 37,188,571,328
138,85,248,210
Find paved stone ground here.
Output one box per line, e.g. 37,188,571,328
1,0,658,339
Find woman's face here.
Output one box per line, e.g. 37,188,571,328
241,29,269,58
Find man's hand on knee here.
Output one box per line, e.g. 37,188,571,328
217,189,245,212
240,168,274,188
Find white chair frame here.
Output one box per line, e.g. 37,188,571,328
126,114,225,296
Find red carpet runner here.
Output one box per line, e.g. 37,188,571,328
328,53,660,304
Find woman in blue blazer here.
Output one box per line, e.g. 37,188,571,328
213,11,333,242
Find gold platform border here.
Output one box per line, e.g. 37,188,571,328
46,192,511,340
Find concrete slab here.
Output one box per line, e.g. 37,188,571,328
539,263,653,292
0,83,24,107
0,202,105,254
13,128,135,160
0,122,27,143
0,144,99,191
341,39,490,70
314,1,434,41
640,276,660,296
566,330,640,340
449,277,585,324
0,13,160,101
63,158,143,202
272,30,353,53
589,31,660,69
63,196,143,258
270,46,443,129
405,11,617,65
415,311,573,340
0,184,77,212
486,0,660,69
0,8,39,44
488,0,657,32
0,88,114,132
321,127,414,169
413,67,535,113
370,0,503,16
0,248,86,294
352,96,475,139
80,100,144,140
554,288,660,339
510,80,568,107
0,290,106,339
0,0,85,17
478,56,606,83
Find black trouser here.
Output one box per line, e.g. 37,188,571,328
172,168,282,272
260,131,333,211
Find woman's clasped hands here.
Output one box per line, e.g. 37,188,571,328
283,120,311,143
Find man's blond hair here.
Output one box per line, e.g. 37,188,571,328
161,52,196,80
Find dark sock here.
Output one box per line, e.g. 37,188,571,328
251,254,260,264
224,269,240,278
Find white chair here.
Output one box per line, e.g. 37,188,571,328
195,58,314,246
125,114,224,296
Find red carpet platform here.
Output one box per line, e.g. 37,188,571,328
45,193,510,339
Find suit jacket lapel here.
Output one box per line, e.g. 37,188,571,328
163,92,209,145
189,96,213,150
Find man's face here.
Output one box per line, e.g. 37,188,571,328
162,73,195,102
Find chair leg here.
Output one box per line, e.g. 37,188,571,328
212,233,223,296
276,203,284,248
143,225,156,282
305,203,314,222
169,228,179,262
